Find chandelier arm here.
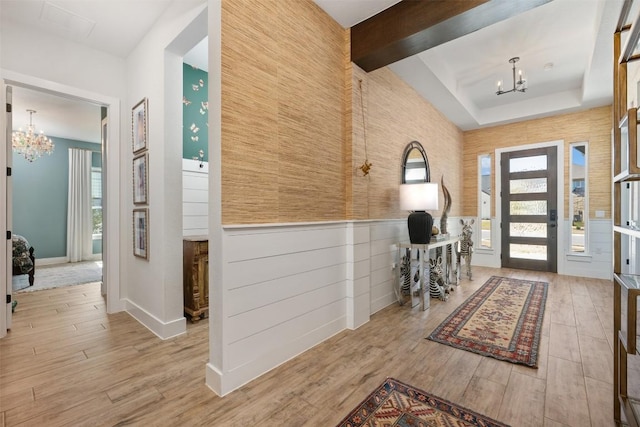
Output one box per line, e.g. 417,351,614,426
496,57,526,96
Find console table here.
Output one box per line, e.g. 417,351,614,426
396,235,461,310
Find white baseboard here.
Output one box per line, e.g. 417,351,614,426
124,299,186,340
36,257,68,266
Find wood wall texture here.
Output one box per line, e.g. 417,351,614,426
462,106,612,220
221,0,347,224
351,66,464,221
221,0,465,225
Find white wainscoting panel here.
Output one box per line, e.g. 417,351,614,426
218,222,348,392
212,217,478,395
369,220,406,314
562,219,613,279
183,158,208,236
346,222,371,329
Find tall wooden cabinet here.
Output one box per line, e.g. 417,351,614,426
183,236,209,323
613,2,640,425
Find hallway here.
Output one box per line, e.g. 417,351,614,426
0,266,614,426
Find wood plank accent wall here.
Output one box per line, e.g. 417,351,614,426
221,0,347,224
462,106,612,219
351,66,464,221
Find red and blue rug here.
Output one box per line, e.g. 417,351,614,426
428,275,548,367
337,377,510,427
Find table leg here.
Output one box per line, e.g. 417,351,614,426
420,248,430,310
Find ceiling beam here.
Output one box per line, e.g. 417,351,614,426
351,0,552,72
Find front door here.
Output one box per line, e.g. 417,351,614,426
501,146,557,272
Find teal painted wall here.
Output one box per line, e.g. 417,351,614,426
12,137,101,259
183,62,209,161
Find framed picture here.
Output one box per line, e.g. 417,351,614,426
133,152,148,205
132,97,148,153
133,208,149,259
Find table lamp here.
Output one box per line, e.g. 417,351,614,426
399,182,439,244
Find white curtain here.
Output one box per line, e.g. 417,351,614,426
67,148,93,262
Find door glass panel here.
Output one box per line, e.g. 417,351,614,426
510,244,548,260
509,155,547,172
510,200,547,215
510,223,547,238
510,178,547,194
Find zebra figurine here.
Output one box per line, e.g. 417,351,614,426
397,253,412,305
456,219,474,280
429,256,449,301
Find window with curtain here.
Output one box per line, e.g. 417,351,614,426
67,148,93,262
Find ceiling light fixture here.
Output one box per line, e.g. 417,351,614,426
496,57,527,95
12,109,55,162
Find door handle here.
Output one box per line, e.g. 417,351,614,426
549,223,556,228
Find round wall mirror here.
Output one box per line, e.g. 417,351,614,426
401,141,430,183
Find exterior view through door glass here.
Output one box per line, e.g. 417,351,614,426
501,146,557,272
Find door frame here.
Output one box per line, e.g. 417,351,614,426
1,71,123,331
500,146,558,272
495,140,565,274
1,85,10,336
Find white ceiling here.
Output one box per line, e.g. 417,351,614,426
1,0,628,142
1,0,174,143
1,0,172,58
315,0,626,130
10,86,102,144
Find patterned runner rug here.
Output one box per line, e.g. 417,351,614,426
428,275,547,367
336,377,510,427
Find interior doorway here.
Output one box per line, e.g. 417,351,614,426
9,86,104,295
2,72,122,338
500,146,558,272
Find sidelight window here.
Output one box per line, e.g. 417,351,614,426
478,154,491,248
569,143,587,253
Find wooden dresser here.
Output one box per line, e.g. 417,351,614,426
183,236,208,322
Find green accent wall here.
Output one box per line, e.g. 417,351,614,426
12,137,101,259
183,62,209,161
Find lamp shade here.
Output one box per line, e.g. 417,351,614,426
399,183,439,212
400,183,439,244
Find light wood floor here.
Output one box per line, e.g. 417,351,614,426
0,266,614,426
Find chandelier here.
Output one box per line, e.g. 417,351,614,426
496,57,527,95
12,109,55,162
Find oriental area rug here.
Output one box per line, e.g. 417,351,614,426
336,377,510,427
428,275,547,367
